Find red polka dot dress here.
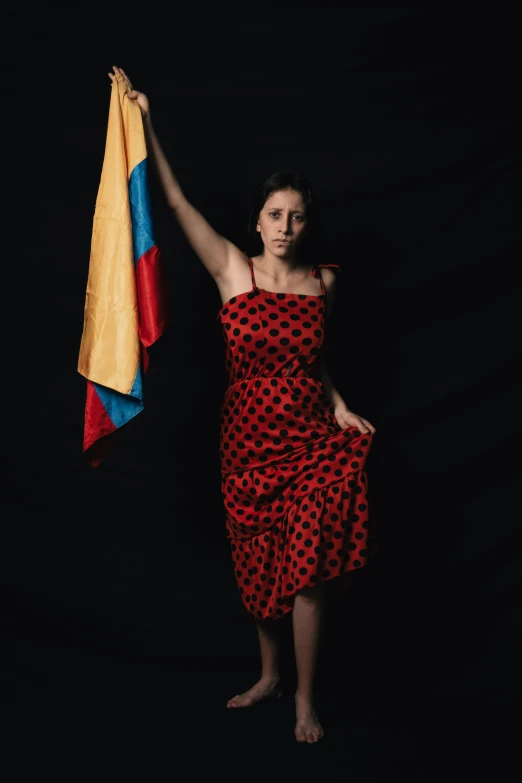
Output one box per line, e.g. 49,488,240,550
216,258,377,621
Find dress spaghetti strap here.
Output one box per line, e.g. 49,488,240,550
247,257,257,290
312,264,341,295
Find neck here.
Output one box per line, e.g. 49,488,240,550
254,249,300,281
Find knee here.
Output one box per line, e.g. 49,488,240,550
295,582,325,603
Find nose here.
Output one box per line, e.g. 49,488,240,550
279,214,292,235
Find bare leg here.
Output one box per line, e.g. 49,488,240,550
293,582,325,742
227,620,282,707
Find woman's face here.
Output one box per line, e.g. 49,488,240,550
256,188,308,258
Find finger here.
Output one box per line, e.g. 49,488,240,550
108,73,114,81
120,68,133,90
111,65,132,94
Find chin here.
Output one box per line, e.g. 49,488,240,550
274,245,292,256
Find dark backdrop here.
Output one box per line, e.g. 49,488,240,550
2,3,520,775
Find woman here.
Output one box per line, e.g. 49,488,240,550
108,66,377,743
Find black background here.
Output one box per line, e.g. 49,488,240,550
2,3,521,775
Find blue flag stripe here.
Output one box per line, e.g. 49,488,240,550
129,158,154,265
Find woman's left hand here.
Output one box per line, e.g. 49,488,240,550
334,405,376,434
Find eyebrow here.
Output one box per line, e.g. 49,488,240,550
266,207,305,213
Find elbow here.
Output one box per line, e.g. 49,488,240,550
169,195,189,218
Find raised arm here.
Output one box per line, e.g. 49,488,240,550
109,66,239,282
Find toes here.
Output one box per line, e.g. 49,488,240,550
295,720,323,743
227,695,252,708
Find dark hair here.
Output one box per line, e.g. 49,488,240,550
246,171,324,262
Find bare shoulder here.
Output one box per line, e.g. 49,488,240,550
320,266,338,292
319,266,338,320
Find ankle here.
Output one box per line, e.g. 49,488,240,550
295,689,314,705
261,672,280,684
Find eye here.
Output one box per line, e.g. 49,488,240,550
268,211,280,218
293,215,305,222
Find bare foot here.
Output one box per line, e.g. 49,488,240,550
294,694,324,743
227,676,282,708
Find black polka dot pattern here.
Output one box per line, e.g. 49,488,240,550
217,260,377,620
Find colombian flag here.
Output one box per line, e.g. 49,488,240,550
78,72,168,466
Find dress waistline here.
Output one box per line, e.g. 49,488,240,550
225,374,321,393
